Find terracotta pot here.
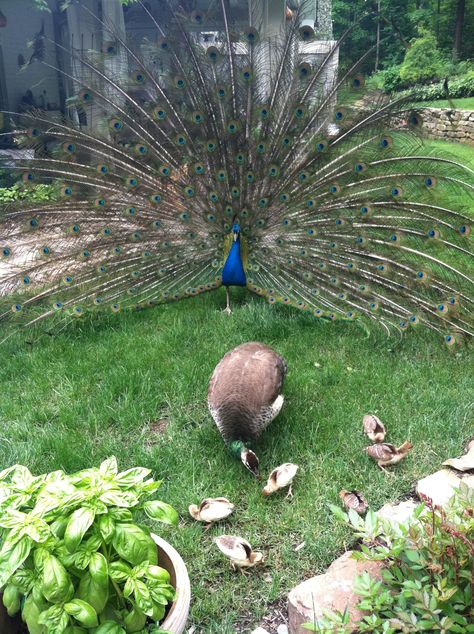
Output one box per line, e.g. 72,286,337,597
0,535,191,634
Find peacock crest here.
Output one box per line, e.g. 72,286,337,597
0,1,472,343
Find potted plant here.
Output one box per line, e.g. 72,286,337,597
0,457,191,634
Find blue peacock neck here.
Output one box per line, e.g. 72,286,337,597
222,223,246,287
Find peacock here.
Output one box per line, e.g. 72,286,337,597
208,342,288,476
0,1,473,345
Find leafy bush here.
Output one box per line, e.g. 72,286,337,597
399,31,447,85
402,72,474,102
0,183,58,204
304,484,474,633
0,457,178,634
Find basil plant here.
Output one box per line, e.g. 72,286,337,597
0,457,179,634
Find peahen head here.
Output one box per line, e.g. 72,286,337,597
229,439,260,478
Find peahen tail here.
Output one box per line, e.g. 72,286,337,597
0,1,472,343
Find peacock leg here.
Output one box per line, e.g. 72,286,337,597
285,484,293,499
222,286,232,315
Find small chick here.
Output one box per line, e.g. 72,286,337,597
339,489,369,514
363,414,386,443
214,535,264,574
364,441,413,472
189,497,234,528
262,463,298,498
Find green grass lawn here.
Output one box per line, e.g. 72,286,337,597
416,97,474,110
0,290,473,632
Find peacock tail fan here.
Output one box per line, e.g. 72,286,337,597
0,0,472,344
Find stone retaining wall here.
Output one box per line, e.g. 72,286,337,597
421,107,474,143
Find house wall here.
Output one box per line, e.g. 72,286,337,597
0,0,60,113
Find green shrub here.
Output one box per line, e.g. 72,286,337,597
399,31,447,85
0,183,58,204
304,484,474,633
400,72,474,102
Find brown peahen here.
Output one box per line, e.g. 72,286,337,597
0,1,473,344
208,342,287,476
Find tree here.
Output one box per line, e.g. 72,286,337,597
452,0,466,59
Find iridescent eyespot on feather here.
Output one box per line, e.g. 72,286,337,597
175,135,187,146
227,120,240,134
97,265,107,274
268,296,276,304
231,186,240,198
379,136,393,149
408,112,422,127
346,311,355,319
23,275,30,285
151,220,161,229
113,246,123,255
360,205,372,217
303,271,313,281
315,140,328,152
279,193,290,202
191,111,205,124
246,171,255,183
224,205,233,216
330,276,340,286
338,292,347,300
437,303,449,314
355,235,368,246
93,297,102,305
427,228,440,239
299,24,314,40
255,219,265,228
243,27,259,43
194,163,205,175
390,232,401,244
41,246,50,256
352,73,364,89
216,85,228,99
159,165,171,177
153,107,167,121
293,105,306,119
12,304,22,313
354,162,366,174
444,334,457,346
28,218,39,229
101,227,111,237
63,275,73,285
334,107,346,122
241,209,249,218
111,304,120,313
109,118,124,131
102,41,117,55
131,232,142,241
216,169,227,182
125,177,139,188
459,224,470,236
307,228,317,236
22,172,35,183
95,198,107,207
448,296,458,306
329,183,341,194
259,106,269,120
409,315,419,325
53,302,63,310
27,127,40,138
79,89,93,103
184,186,194,198
299,248,308,257
150,194,162,204
297,62,312,79
268,164,280,177
416,270,429,282
81,250,90,259
258,197,269,208
62,142,76,154
241,67,253,82
369,302,379,312
390,185,403,198
174,76,186,89
235,153,245,165
256,142,266,154
318,262,326,270
190,10,204,24
399,320,408,329
69,224,80,235
377,263,389,273
313,308,323,317
179,212,189,222
335,218,345,226
347,262,357,270
282,137,292,147
207,140,217,152
73,306,82,316
298,171,308,182
424,176,436,188
207,46,219,62
97,164,109,174
158,37,169,51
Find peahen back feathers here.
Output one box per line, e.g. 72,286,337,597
0,1,473,343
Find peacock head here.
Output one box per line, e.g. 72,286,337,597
230,440,260,477
232,221,240,242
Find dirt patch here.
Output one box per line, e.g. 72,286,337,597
233,597,288,633
144,418,169,446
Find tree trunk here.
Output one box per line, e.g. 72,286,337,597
374,0,381,72
452,0,465,60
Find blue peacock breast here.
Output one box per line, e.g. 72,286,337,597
222,239,247,287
